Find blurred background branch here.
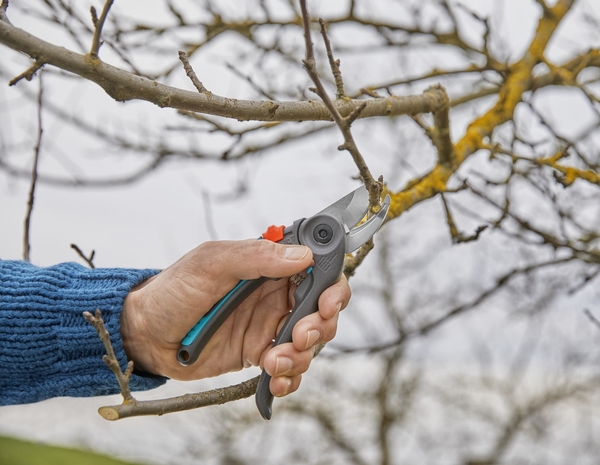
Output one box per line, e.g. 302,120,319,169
1,0,600,463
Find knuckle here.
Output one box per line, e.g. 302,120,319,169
251,240,280,276
253,238,277,258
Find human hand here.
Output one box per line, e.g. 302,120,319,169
121,240,350,397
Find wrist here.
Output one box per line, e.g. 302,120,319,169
121,284,157,375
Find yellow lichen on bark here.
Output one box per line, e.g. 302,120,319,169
454,0,574,164
385,0,575,222
385,164,453,220
540,158,600,187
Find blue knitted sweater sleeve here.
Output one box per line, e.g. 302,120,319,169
0,260,166,405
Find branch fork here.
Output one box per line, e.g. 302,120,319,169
84,309,135,403
83,309,260,420
89,0,114,58
299,0,382,211
178,51,211,95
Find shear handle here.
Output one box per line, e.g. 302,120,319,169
177,277,269,366
256,214,346,419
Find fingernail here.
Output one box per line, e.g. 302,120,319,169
305,329,321,350
281,377,292,396
284,245,309,261
336,302,343,314
275,356,293,375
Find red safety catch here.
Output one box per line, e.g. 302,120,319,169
262,225,285,242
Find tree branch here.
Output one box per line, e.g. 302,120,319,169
89,0,114,57
70,243,96,268
318,18,346,99
83,309,135,403
429,85,455,167
22,71,43,261
0,18,447,122
583,309,600,332
0,0,10,23
441,194,487,244
178,50,210,94
385,0,575,223
299,0,381,210
8,59,43,86
83,309,262,420
98,376,259,421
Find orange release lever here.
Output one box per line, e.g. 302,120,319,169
262,225,285,242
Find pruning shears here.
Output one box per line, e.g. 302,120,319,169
176,185,391,419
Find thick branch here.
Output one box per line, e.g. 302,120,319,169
385,0,575,222
453,0,575,165
0,19,447,122
429,85,455,166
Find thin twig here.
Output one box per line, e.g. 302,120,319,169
9,60,43,86
344,239,374,278
318,18,346,99
441,193,487,244
98,376,259,420
85,307,261,420
89,0,114,57
225,62,275,100
299,0,381,210
410,114,431,135
70,243,96,268
178,51,210,94
22,71,43,262
0,0,10,23
583,309,600,331
359,88,382,98
332,257,575,354
83,309,135,403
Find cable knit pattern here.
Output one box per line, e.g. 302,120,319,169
0,260,166,405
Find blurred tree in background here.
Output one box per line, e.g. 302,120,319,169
1,0,600,464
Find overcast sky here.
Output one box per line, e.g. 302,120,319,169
1,0,599,463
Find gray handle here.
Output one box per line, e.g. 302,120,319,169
255,214,346,419
255,272,326,419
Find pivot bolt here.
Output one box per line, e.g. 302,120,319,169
313,224,333,244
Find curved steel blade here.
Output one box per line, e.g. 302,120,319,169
345,194,390,253
317,186,369,230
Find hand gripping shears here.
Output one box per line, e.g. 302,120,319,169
177,185,391,419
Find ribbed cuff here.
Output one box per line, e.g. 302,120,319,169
0,260,166,405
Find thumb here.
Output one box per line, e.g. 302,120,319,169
194,239,313,281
